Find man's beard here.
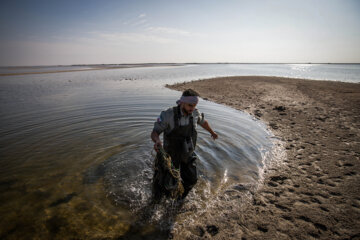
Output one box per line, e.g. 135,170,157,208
181,106,191,115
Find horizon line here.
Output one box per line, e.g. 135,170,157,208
1,62,360,68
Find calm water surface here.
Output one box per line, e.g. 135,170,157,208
0,64,358,239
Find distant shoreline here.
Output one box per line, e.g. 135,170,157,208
1,62,360,68
2,62,360,76
0,63,185,76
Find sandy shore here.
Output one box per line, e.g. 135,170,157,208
168,76,360,239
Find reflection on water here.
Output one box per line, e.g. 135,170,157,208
4,63,354,238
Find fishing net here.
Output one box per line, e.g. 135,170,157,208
153,147,184,200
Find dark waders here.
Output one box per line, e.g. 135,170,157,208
153,106,198,200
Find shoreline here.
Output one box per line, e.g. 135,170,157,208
0,63,184,76
168,76,360,239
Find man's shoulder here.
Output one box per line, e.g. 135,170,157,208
158,106,177,122
193,108,201,116
162,106,177,114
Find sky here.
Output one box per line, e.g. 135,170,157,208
0,0,359,66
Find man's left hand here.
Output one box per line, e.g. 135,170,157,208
211,132,218,140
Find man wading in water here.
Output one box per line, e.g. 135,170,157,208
151,89,218,201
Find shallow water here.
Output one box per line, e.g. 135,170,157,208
0,65,274,239
0,64,358,238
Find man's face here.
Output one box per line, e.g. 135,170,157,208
182,103,197,115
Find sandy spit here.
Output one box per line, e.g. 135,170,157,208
168,76,360,240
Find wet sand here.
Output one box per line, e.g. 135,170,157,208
168,76,360,239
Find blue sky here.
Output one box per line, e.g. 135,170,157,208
1,0,359,65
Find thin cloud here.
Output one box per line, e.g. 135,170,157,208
147,27,201,37
92,32,177,44
123,14,148,26
132,18,148,26
50,31,177,45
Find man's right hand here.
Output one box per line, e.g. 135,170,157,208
151,130,162,152
154,140,162,152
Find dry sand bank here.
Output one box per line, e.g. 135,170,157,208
168,76,360,239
